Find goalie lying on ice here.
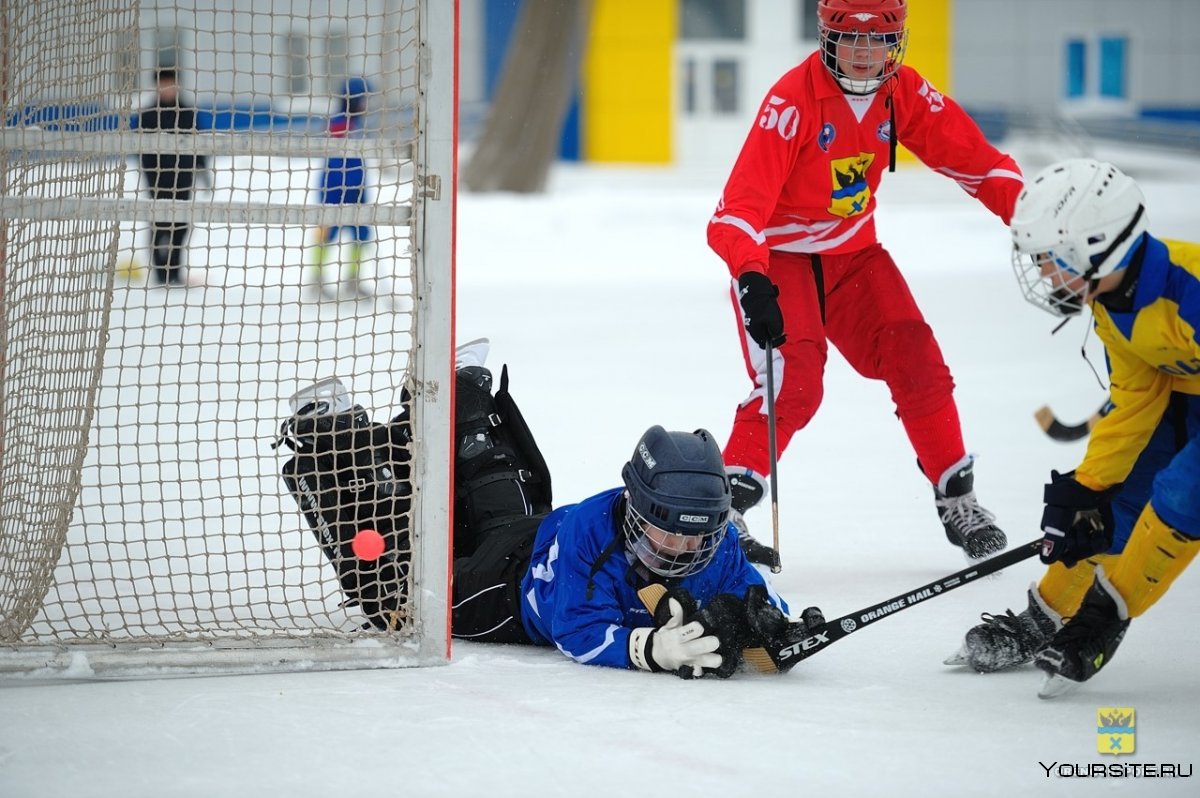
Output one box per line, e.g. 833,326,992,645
277,342,822,678
453,420,824,678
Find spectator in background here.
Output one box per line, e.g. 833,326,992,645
306,77,373,300
137,68,207,287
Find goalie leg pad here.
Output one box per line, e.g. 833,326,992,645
454,364,552,557
451,516,543,644
279,405,412,629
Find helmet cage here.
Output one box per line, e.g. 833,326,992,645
619,426,731,578
1009,159,1148,317
622,498,723,578
819,29,909,94
818,0,908,94
1011,248,1088,318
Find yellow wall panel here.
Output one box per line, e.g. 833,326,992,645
583,0,676,163
897,0,951,163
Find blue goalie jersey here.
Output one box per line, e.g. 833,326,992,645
518,487,788,669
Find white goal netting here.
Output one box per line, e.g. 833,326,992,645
0,0,454,676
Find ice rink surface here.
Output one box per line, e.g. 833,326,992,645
2,140,1197,797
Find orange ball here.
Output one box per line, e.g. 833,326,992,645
351,528,386,561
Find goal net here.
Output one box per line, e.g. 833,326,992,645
0,0,455,677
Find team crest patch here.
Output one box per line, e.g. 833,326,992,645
818,122,836,151
1096,707,1135,755
876,120,892,143
827,152,876,218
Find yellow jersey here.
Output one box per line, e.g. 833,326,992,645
1077,236,1200,490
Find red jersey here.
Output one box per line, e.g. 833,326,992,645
708,52,1023,276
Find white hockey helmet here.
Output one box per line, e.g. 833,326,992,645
1010,158,1147,317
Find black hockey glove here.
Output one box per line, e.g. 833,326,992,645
739,585,825,672
691,593,753,678
737,584,825,674
678,586,804,678
737,271,786,350
1039,470,1122,567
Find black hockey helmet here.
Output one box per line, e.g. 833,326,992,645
620,426,731,577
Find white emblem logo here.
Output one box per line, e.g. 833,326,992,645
638,442,657,469
851,13,877,21
917,80,945,113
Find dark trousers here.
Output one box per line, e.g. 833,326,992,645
150,221,191,284
451,515,545,644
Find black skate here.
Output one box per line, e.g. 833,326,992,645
727,468,779,569
934,457,1008,560
1035,571,1130,698
945,587,1061,672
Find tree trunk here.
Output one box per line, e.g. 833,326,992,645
461,0,592,193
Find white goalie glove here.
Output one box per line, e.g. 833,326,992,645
628,597,723,678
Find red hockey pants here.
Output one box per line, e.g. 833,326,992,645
723,244,966,485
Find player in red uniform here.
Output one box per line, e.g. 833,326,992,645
708,0,1023,566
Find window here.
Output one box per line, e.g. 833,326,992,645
712,59,739,113
1063,35,1128,101
799,0,820,40
155,28,181,71
111,29,139,94
1065,39,1086,98
1099,36,1126,99
681,0,745,40
282,32,310,95
324,27,349,93
683,58,697,114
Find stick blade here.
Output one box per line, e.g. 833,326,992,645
1034,405,1091,442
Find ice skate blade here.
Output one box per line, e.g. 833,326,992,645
943,645,970,667
961,549,1007,580
1038,672,1083,699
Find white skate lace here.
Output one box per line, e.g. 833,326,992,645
936,492,998,535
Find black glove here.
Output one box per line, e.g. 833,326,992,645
691,593,752,678
1040,470,1122,567
738,584,825,674
674,587,785,678
737,271,786,349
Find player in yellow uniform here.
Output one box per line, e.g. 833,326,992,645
944,159,1200,697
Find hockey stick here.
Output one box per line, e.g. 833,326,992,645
638,539,1041,675
763,339,782,573
1034,401,1111,442
746,538,1043,671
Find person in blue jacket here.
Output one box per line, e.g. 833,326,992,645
451,424,819,677
306,77,373,298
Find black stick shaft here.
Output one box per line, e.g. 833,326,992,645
773,540,1042,666
764,339,781,572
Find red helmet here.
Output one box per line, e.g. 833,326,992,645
817,0,908,94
